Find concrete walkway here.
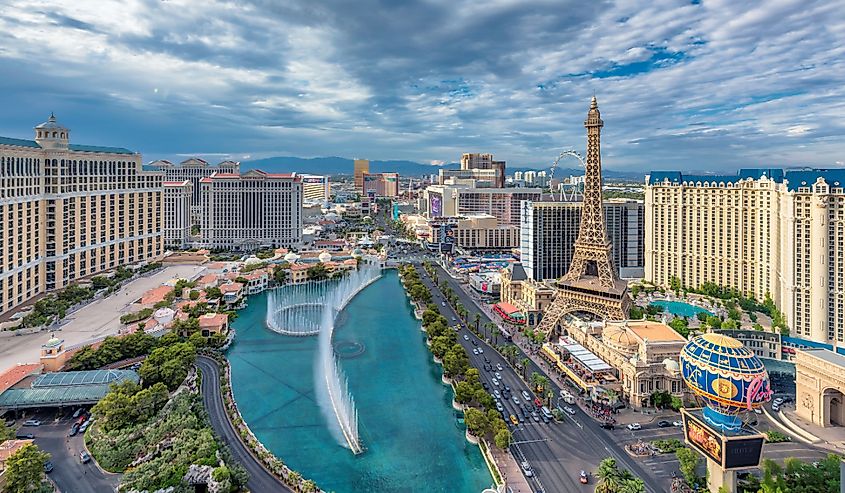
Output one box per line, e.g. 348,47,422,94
490,445,533,493
0,264,205,371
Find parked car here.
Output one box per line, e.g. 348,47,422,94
79,421,90,432
773,397,784,405
43,461,53,473
672,421,683,427
68,424,80,437
23,419,41,427
521,461,533,477
72,408,83,418
80,451,91,464
657,420,671,428
15,433,34,440
772,404,780,412
600,421,615,430
627,423,642,431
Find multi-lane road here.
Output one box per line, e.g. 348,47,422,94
416,262,665,493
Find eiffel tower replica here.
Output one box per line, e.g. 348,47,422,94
537,97,630,336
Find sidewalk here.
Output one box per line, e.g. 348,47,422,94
490,446,533,493
781,407,845,453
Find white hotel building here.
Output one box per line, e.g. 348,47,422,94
199,170,302,251
645,168,845,347
0,115,163,317
149,158,239,224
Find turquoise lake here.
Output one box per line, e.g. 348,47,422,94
227,270,493,493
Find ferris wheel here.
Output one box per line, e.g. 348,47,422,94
548,150,586,201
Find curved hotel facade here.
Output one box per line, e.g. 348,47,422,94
0,115,163,317
645,168,845,347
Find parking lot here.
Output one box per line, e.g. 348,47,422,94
7,409,118,493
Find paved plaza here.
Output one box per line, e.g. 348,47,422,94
0,264,205,371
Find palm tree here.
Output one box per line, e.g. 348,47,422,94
520,357,531,379
302,480,317,493
595,458,621,493
474,313,481,333
492,326,500,345
287,470,303,487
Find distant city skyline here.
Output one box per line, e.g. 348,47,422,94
0,1,843,171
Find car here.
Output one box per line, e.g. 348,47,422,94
43,460,53,473
491,378,499,387
531,412,540,422
772,404,780,412
512,396,521,405
496,402,504,413
580,470,589,484
73,408,83,418
754,408,762,414
463,334,469,341
79,421,90,432
80,451,91,464
521,461,533,477
496,363,503,371
484,364,492,372
4,418,15,427
504,385,511,392
627,423,642,431
484,357,490,363
68,424,80,437
495,372,502,380
472,348,478,355
442,301,446,307
482,382,489,390
477,347,483,354
521,390,531,401
23,419,41,427
673,421,683,427
471,339,478,346
599,421,615,430
657,420,671,428
563,406,576,415
541,414,550,424
493,390,501,399
510,414,519,425
773,398,784,406
15,433,34,440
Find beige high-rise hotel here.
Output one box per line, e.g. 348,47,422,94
645,169,845,346
0,115,164,318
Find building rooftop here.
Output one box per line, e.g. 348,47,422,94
648,168,845,192
624,321,686,343
802,349,845,368
141,285,173,305
0,369,139,410
198,313,228,328
0,364,43,394
32,369,137,387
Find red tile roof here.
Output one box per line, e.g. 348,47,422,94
220,282,243,293
0,364,43,393
198,313,228,328
141,285,173,305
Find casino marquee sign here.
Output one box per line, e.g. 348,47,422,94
681,409,765,470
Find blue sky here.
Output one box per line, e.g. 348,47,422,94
0,0,843,171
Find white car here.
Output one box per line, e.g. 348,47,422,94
627,423,642,431
463,334,469,341
754,408,762,415
477,347,484,354
472,348,478,355
495,372,502,380
521,461,533,477
773,398,784,406
512,396,521,405
491,378,499,387
23,419,41,427
494,390,501,399
672,421,683,427
772,404,780,412
563,406,576,415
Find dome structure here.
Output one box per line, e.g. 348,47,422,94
663,358,680,373
284,252,299,263
318,251,332,263
603,325,638,355
680,333,772,432
244,255,262,266
351,248,363,258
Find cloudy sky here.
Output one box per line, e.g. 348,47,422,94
0,0,843,171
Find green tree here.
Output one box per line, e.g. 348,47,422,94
669,276,682,295
4,443,50,493
206,286,222,299
721,318,738,330
520,357,531,379
464,408,489,436
0,420,14,441
307,263,329,281
696,311,709,323
595,458,621,493
189,290,200,301
474,313,481,333
494,428,511,449
454,381,475,404
443,344,469,377
705,316,722,330
676,447,701,487
629,306,644,320
139,342,196,390
669,317,690,338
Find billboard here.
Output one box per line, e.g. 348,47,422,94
681,408,765,470
301,176,326,184
429,192,443,217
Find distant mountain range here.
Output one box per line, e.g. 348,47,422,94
241,155,644,180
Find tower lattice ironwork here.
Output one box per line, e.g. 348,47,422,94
537,97,630,336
